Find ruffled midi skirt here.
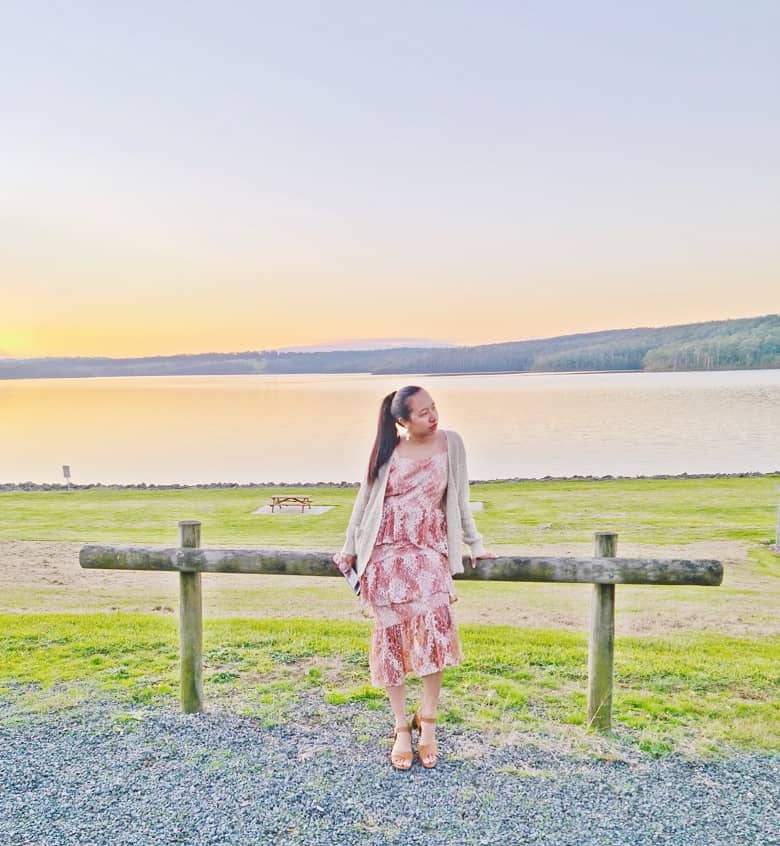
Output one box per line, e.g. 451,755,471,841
360,451,463,687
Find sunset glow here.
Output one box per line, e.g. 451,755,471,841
2,4,778,358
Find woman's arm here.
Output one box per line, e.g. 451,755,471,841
340,469,372,557
452,432,486,557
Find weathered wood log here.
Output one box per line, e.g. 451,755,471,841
178,521,203,714
78,521,724,721
79,546,723,586
457,555,722,586
588,532,616,732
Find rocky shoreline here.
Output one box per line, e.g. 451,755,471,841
1,469,778,492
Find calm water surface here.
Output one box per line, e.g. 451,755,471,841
1,370,778,484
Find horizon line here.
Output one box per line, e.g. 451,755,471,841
3,313,777,363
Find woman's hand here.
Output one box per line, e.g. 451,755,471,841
332,552,357,575
470,550,497,569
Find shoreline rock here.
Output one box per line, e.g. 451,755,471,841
1,470,778,492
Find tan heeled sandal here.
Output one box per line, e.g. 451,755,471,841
412,709,438,769
390,724,413,771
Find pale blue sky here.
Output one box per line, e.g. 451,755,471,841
2,2,778,356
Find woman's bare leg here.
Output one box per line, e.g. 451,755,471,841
386,683,411,755
420,670,443,747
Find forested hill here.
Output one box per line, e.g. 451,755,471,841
1,315,778,379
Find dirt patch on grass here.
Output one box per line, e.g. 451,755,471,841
492,539,749,562
1,538,176,596
2,538,777,637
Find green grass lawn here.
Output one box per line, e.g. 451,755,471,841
1,475,778,546
1,613,777,758
1,476,779,758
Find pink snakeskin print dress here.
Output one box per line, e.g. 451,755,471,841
361,448,463,687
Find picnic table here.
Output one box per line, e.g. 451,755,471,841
269,495,312,512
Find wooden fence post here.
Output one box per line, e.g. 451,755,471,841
587,531,617,731
178,520,203,714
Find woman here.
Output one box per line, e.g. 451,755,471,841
334,385,493,770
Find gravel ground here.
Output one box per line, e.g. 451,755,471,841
1,695,777,846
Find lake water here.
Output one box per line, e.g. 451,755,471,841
1,370,778,484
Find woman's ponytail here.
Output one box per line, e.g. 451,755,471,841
366,385,423,483
367,391,399,482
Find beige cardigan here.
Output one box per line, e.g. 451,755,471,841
340,429,485,577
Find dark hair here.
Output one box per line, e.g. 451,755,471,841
367,385,423,482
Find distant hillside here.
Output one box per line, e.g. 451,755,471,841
372,314,780,375
1,315,778,379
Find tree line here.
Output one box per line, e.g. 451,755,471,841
1,315,777,379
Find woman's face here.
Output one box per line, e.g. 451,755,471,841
399,389,439,439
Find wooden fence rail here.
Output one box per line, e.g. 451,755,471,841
79,521,723,731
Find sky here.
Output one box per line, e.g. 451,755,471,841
2,1,778,358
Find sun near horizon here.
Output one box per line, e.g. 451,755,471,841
3,300,779,361
2,4,778,360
